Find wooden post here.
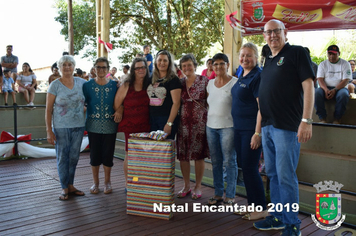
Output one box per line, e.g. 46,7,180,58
224,0,242,76
96,0,110,58
96,0,102,57
68,0,74,55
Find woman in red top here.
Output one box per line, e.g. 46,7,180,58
201,58,216,80
114,57,151,187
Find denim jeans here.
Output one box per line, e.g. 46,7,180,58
54,127,85,189
206,126,237,198
234,129,266,209
315,87,349,120
262,125,301,226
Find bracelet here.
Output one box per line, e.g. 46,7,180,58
254,132,262,137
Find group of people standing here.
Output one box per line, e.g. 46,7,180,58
45,19,315,236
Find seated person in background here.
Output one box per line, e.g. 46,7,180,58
304,47,319,88
120,65,130,83
315,45,351,124
2,69,17,105
17,62,37,106
74,68,84,78
201,59,216,80
106,67,118,82
347,60,356,95
48,65,61,84
88,67,96,80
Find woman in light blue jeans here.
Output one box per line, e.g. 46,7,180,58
46,55,87,201
206,53,238,205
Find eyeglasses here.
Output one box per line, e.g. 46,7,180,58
213,62,227,67
263,28,283,36
134,66,147,71
350,63,356,66
95,66,108,70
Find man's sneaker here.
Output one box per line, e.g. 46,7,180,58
280,224,301,236
254,216,286,230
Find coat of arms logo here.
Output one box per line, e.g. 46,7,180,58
311,180,346,230
251,2,265,23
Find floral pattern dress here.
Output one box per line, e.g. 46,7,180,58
177,75,210,161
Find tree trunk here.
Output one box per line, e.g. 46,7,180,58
68,0,74,55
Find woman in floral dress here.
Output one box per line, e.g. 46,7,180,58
177,54,209,200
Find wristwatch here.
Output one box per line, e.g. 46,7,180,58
167,122,173,127
301,118,313,125
254,132,262,137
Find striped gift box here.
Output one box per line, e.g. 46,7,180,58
127,138,176,220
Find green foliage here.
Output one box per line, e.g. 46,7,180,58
310,32,356,65
242,34,265,47
337,31,356,61
54,0,225,65
54,0,96,57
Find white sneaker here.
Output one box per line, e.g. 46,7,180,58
26,102,35,109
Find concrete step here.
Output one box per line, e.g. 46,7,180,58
298,149,356,193
0,91,46,106
2,107,46,135
301,125,356,156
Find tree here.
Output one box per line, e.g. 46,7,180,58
242,34,265,47
54,0,96,56
54,0,225,64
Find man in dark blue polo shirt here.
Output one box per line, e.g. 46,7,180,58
253,19,315,236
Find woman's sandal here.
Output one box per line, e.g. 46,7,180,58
90,184,99,194
104,182,112,194
177,189,191,198
69,190,85,196
242,210,269,220
191,192,202,200
223,198,235,205
234,210,247,215
59,193,69,201
207,196,223,205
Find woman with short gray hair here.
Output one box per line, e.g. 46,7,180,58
46,55,87,201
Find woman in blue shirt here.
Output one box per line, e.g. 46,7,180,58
83,57,118,195
231,43,267,220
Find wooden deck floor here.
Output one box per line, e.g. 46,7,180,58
0,153,347,236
